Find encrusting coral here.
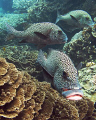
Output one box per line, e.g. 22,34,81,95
79,63,96,102
63,25,96,66
0,45,42,78
0,57,95,120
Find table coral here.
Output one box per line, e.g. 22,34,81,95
0,57,95,120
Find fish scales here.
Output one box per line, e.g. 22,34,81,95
55,10,94,32
5,22,68,49
37,49,83,100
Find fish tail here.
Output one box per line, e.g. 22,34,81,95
5,23,17,35
5,23,24,38
55,10,61,24
37,50,46,68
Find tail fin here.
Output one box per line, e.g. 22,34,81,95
55,10,61,24
5,23,24,37
5,23,17,35
37,50,46,68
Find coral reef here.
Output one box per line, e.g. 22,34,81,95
26,0,96,30
0,13,28,31
0,57,95,120
63,25,96,66
13,0,36,13
0,45,42,79
27,0,85,23
79,63,96,102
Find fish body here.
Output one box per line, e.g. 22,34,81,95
5,22,68,48
55,10,94,32
37,49,83,100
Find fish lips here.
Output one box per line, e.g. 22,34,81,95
87,21,94,26
62,89,83,101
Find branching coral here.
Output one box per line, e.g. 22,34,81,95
0,57,95,120
13,0,36,13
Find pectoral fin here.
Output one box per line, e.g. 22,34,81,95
77,62,82,70
34,32,48,39
70,15,79,23
43,68,55,89
19,39,27,43
77,62,82,76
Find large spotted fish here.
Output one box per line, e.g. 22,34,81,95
5,22,68,49
55,10,94,32
37,49,83,100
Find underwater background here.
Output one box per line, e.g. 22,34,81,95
0,0,96,119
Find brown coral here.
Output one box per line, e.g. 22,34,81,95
91,24,96,37
0,57,95,120
0,45,42,79
79,64,96,102
63,25,96,66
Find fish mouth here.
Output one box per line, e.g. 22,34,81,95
66,94,83,100
87,21,94,26
62,89,83,101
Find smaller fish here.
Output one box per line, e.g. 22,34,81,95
37,49,83,100
5,22,68,49
55,10,94,32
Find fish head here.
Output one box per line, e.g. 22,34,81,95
54,66,83,101
49,27,68,44
80,14,94,26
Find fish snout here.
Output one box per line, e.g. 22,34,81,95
87,20,94,26
62,33,68,43
62,89,83,100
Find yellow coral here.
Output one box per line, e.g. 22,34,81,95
86,62,95,67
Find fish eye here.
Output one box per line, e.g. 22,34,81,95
63,71,67,78
85,17,89,20
58,30,62,34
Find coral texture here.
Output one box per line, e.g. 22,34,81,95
63,25,96,66
0,45,42,78
0,57,94,120
79,63,96,102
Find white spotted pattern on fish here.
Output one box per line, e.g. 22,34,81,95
5,22,68,49
37,49,83,100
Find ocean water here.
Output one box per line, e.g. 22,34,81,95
0,0,96,119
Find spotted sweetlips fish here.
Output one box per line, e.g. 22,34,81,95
5,22,68,49
37,49,83,100
55,10,94,32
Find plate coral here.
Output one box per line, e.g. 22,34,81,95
0,57,95,120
